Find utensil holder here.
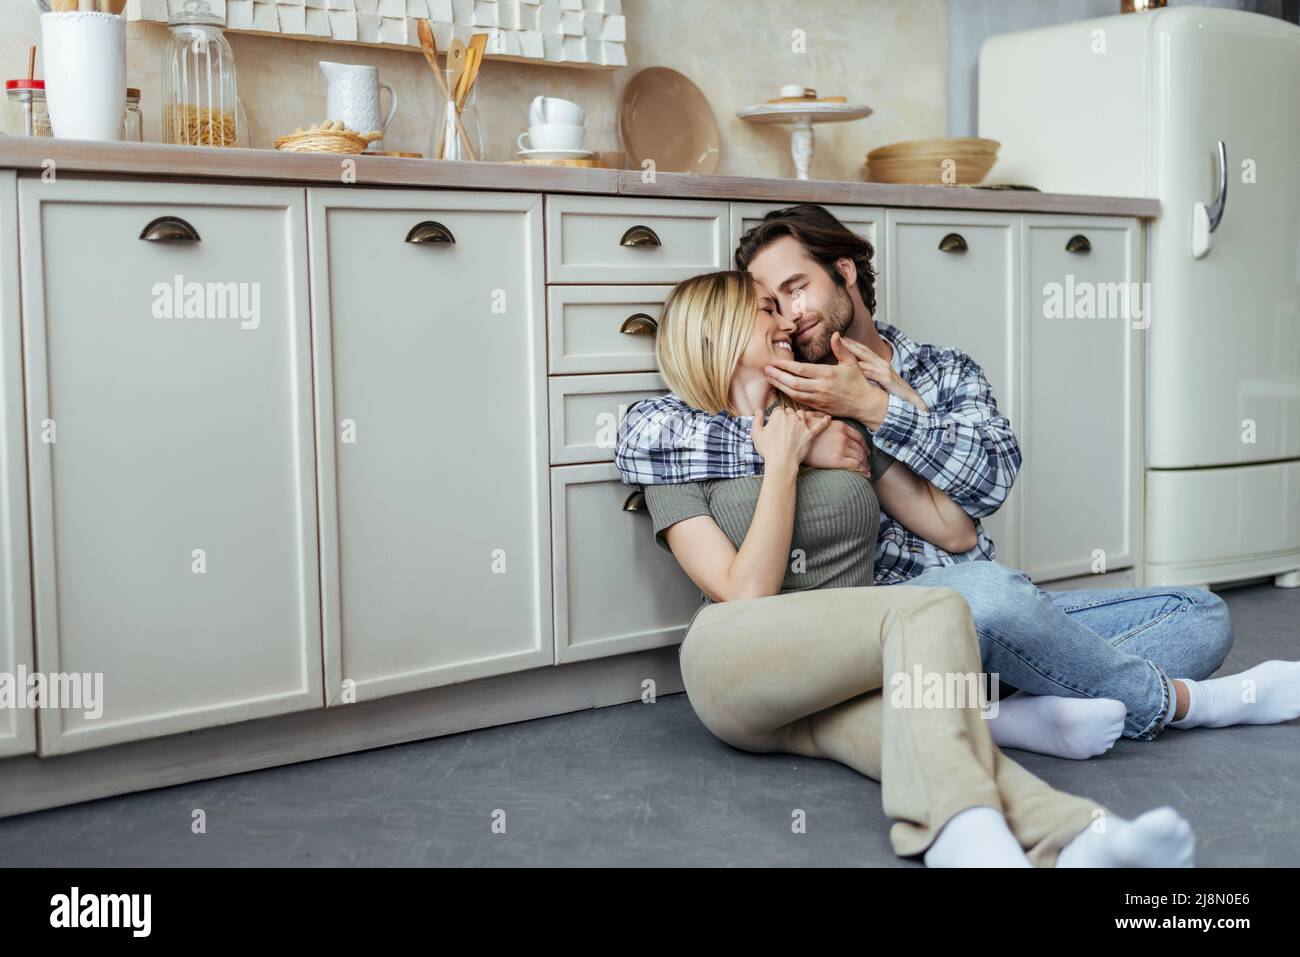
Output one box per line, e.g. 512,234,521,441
40,11,126,141
429,68,483,162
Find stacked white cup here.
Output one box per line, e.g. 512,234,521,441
517,95,586,153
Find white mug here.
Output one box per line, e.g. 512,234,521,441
320,60,398,152
528,95,584,127
41,11,126,141
517,123,584,152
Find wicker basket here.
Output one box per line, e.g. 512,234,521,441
274,126,382,155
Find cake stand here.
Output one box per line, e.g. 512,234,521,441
736,101,872,180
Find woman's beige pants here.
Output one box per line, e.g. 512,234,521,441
678,585,1111,866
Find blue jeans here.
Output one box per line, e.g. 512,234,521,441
895,561,1234,740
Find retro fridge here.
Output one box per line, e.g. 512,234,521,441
978,5,1300,588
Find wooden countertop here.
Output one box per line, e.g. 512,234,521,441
0,138,1159,218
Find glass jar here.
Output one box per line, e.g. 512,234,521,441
4,79,52,138
428,68,484,161
162,0,245,147
122,88,143,142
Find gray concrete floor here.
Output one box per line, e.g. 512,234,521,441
0,581,1296,867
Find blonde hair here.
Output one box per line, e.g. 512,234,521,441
655,270,812,419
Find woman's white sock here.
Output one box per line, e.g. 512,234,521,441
1057,807,1195,867
986,694,1126,759
924,805,1031,868
1170,660,1300,729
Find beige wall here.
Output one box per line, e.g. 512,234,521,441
4,0,946,181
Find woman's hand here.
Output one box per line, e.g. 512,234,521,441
752,406,832,473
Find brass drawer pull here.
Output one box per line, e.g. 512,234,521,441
938,232,967,253
1065,234,1092,254
405,221,456,244
619,224,662,248
623,490,646,512
139,216,201,242
619,313,659,336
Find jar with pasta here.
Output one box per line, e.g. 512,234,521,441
162,0,246,148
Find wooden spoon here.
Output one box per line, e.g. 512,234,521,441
416,19,475,161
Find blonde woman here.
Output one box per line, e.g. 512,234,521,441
621,270,1195,867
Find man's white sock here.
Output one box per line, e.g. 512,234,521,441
1169,661,1300,729
986,695,1126,760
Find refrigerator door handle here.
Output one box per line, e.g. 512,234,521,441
1191,140,1228,259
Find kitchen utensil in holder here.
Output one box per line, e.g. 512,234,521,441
162,0,246,147
430,67,483,161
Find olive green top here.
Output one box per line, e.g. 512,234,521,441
642,419,895,619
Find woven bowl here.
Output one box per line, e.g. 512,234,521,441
866,137,1000,161
274,128,382,154
863,153,997,185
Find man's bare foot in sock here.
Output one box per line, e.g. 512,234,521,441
986,695,1126,760
1057,807,1195,867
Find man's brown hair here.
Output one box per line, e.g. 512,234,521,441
735,204,878,317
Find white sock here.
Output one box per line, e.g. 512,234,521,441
1057,807,1195,868
986,694,1126,760
923,805,1031,868
1169,660,1300,729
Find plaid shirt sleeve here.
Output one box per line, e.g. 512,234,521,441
870,353,1021,520
615,394,765,487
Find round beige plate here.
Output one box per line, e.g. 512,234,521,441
619,67,721,175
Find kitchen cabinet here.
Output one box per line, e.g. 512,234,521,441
307,188,552,704
1019,214,1141,582
730,202,887,321
885,208,1021,569
548,372,669,465
546,285,670,375
545,196,729,284
18,178,323,754
0,171,34,758
551,464,704,663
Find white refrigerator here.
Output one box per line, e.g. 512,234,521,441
978,5,1300,589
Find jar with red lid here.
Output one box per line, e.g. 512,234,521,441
4,79,52,138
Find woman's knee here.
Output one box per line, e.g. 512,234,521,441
1187,589,1234,675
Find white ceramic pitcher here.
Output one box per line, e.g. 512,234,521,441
319,61,398,152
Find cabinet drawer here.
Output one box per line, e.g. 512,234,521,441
549,373,667,465
545,195,729,283
1020,215,1139,582
551,463,704,662
307,187,552,704
886,208,1020,567
18,176,323,754
547,285,669,374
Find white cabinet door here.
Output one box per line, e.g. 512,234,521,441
551,464,704,663
730,203,887,322
308,188,551,704
885,209,1021,569
1020,215,1141,582
0,171,35,758
19,177,323,754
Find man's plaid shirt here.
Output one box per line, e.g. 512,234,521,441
614,319,1019,585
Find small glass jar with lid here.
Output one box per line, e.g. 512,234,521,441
4,79,52,138
162,0,247,147
122,88,143,142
